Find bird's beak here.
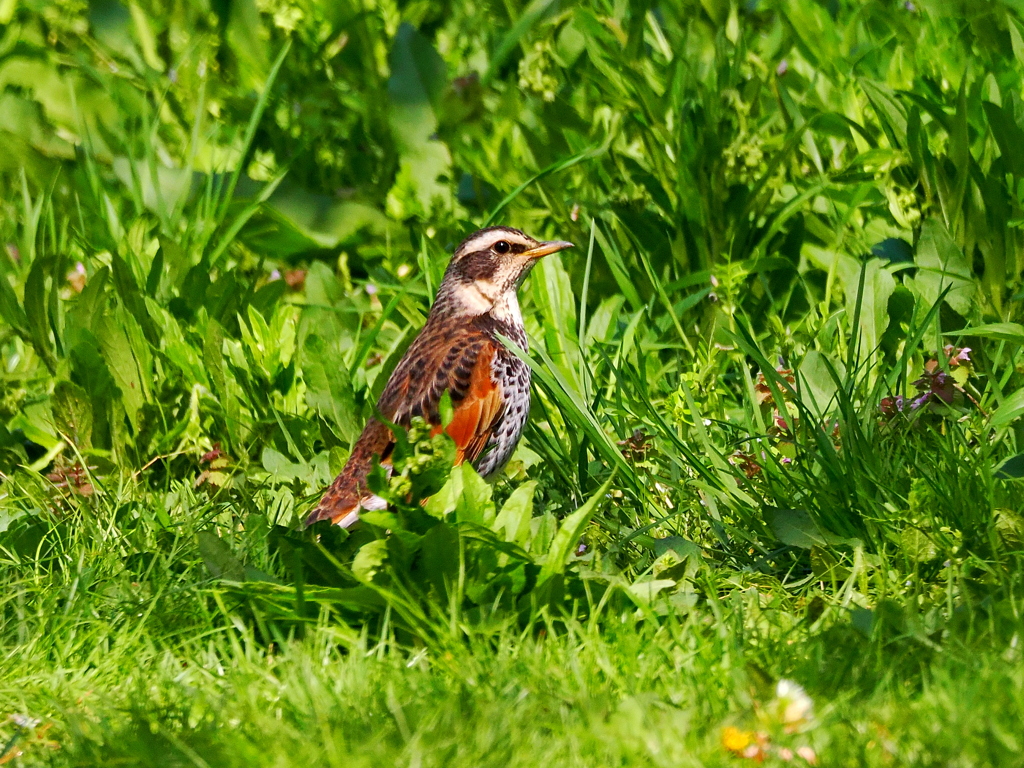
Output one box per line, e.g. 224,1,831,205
524,240,574,259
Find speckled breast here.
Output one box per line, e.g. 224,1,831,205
476,321,531,477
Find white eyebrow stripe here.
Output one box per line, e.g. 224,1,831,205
457,231,534,255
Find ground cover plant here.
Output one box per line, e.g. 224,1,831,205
2,0,1024,764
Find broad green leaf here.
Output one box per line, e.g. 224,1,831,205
110,252,159,345
650,536,701,560
494,480,537,546
51,381,93,449
767,508,849,549
248,185,392,257
585,294,625,346
1011,16,1024,64
303,335,359,443
900,527,938,563
23,255,54,370
995,455,1024,480
983,102,1024,177
992,388,1024,429
224,0,269,89
910,218,975,316
860,79,908,148
798,351,843,417
538,477,611,585
454,463,495,527
626,578,678,607
533,254,580,383
197,532,245,582
995,509,1024,547
949,323,1024,346
386,23,450,216
96,310,149,431
262,447,305,482
351,539,390,585
420,523,459,599
204,318,228,398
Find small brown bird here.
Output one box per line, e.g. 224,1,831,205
305,227,573,528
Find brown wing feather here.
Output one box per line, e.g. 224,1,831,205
306,320,505,527
436,344,503,466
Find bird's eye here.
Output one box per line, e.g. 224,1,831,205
494,240,511,254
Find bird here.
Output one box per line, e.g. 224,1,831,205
305,226,573,528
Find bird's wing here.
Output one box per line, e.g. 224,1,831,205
305,325,505,527
434,342,504,466
381,325,505,465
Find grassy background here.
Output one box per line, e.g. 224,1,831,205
2,0,1024,764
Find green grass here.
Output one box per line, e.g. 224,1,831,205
2,0,1024,764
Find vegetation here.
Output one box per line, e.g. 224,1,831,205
3,0,1024,764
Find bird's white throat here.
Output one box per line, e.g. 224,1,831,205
456,279,524,326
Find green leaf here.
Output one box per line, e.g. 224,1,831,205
860,79,908,148
899,527,938,563
51,380,93,449
995,509,1024,547
983,102,1024,177
110,251,159,345
197,532,245,582
96,310,149,431
224,0,270,89
911,217,975,316
249,185,392,257
23,255,54,370
995,454,1024,480
420,523,459,599
454,463,495,527
437,389,454,430
1010,16,1024,64
851,607,874,637
538,477,612,585
261,447,305,482
494,480,537,546
204,318,227,398
992,388,1024,429
0,270,27,335
767,508,847,549
532,254,580,382
351,539,390,585
387,23,451,215
949,323,1024,346
302,335,359,443
798,350,843,417
626,578,677,607
650,536,701,561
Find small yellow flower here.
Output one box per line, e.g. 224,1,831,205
722,725,752,752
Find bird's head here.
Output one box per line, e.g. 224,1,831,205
437,226,574,320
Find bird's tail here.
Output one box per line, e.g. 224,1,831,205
304,419,393,528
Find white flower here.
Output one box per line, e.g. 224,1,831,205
775,679,813,725
9,714,41,729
